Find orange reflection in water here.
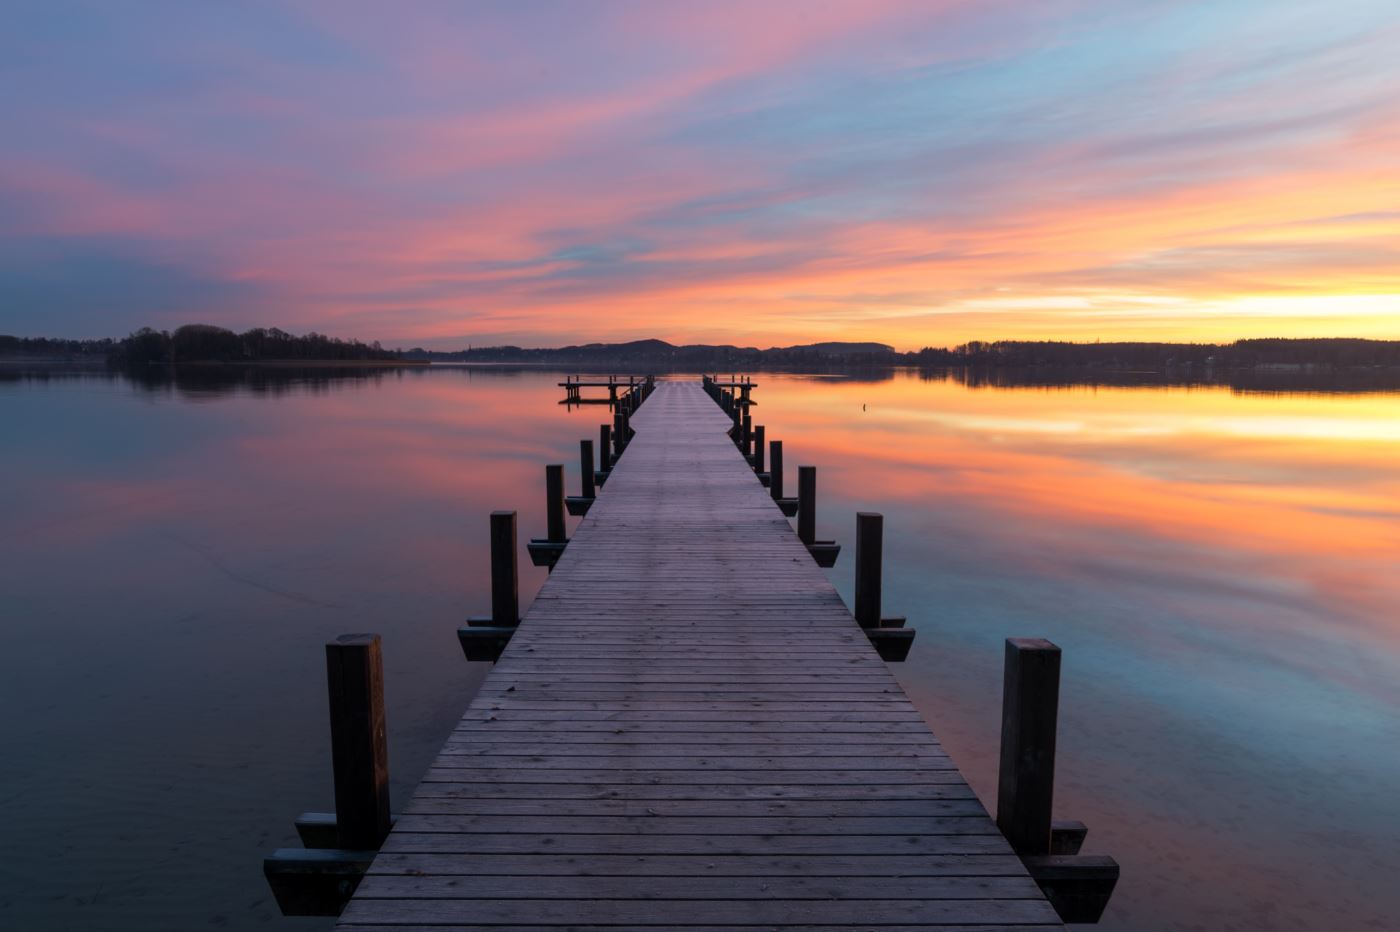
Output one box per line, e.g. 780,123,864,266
756,372,1400,644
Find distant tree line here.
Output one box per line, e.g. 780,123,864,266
109,324,401,365
0,335,116,359
6,329,1399,370
906,338,1400,368
406,337,1400,370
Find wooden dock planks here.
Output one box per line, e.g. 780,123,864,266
336,380,1064,931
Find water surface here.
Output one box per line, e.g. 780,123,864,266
1,366,1397,931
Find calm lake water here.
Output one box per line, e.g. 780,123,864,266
2,365,1398,931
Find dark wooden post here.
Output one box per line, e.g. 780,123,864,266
545,464,566,543
579,440,595,498
854,512,882,627
489,511,518,626
741,413,752,455
599,424,612,471
770,440,784,500
325,634,391,850
797,465,817,545
753,425,765,472
613,412,625,454
997,638,1061,856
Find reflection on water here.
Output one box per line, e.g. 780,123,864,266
1,365,1397,931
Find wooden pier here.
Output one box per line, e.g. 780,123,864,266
270,375,1114,923
268,379,1115,928
559,374,652,406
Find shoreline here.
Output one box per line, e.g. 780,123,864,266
0,357,429,368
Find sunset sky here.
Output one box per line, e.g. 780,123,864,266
2,0,1399,350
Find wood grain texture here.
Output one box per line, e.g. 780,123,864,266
335,381,1063,930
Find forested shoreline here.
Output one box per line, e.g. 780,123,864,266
4,327,1400,371
1,324,402,365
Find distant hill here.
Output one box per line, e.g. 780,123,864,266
408,339,901,367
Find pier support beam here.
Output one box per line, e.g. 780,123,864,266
326,634,391,851
751,425,766,477
853,512,912,660
771,440,797,516
597,424,612,486
567,439,596,516
461,511,521,661
996,638,1119,923
265,634,391,916
997,638,1059,856
527,464,568,568
853,512,882,627
797,465,840,567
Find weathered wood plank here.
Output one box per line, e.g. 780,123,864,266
339,897,1061,925
354,874,1044,899
365,852,1030,876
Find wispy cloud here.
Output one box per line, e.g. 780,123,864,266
1,0,1397,347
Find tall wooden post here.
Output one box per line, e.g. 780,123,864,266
579,440,595,498
613,412,625,454
545,464,566,543
741,413,752,455
797,465,817,545
489,511,518,626
997,638,1061,856
753,425,765,472
599,424,612,471
770,440,784,500
325,634,391,850
854,512,882,627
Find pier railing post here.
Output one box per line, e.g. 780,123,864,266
797,465,817,545
996,638,1061,856
490,511,519,626
770,440,784,500
599,424,612,472
325,634,391,851
580,439,596,499
546,464,566,543
854,512,882,627
753,425,765,472
741,413,752,455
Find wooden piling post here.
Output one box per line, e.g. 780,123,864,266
599,424,612,471
741,413,752,455
546,464,566,543
753,425,765,472
797,465,817,545
854,512,882,628
997,638,1061,856
325,634,391,851
489,511,518,626
770,440,784,500
580,440,595,499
